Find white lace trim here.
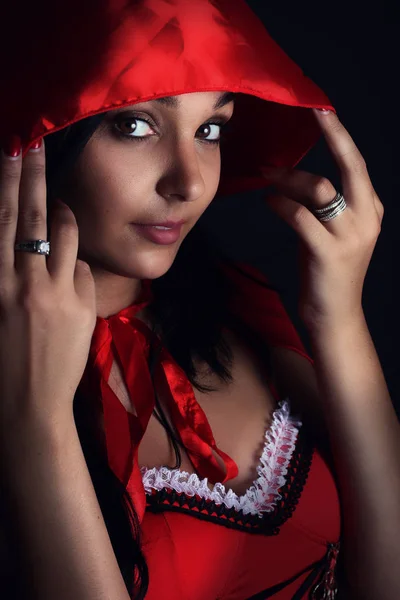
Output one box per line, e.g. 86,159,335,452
141,398,302,518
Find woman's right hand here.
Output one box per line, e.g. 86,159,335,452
0,136,97,438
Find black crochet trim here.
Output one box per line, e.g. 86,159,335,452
144,425,314,535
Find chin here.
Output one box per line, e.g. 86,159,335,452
126,247,179,281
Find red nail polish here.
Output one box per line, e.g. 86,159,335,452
3,135,22,157
29,138,43,151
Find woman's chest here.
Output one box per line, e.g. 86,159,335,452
106,328,278,497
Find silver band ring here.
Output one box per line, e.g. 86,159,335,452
14,240,51,256
311,192,347,222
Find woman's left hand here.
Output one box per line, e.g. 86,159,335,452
261,108,384,331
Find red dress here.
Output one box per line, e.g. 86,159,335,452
82,261,341,599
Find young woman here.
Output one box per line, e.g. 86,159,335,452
1,1,399,599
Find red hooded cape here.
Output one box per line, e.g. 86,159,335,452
1,2,341,598
1,0,334,195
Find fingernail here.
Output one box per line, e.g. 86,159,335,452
2,135,22,158
29,138,43,152
315,108,331,114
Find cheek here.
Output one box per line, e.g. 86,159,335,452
199,153,221,207
76,153,147,219
72,139,221,226
207,149,222,186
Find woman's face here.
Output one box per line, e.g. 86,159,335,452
59,91,235,287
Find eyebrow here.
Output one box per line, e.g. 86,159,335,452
153,91,236,110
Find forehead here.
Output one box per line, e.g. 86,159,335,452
104,91,236,121
149,91,236,110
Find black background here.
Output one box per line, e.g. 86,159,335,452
202,0,400,416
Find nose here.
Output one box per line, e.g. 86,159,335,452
156,144,207,203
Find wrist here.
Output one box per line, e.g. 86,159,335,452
304,308,367,339
0,408,77,479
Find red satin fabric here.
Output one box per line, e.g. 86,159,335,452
1,0,334,197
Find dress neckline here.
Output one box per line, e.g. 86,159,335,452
141,398,302,516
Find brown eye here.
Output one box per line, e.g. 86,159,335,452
118,117,137,134
197,123,221,142
114,115,154,139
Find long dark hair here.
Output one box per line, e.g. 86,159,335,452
43,112,278,599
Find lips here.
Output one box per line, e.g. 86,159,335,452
135,219,186,227
131,221,184,245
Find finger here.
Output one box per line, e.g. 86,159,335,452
46,200,80,284
15,137,49,277
0,136,23,276
311,109,374,200
261,168,350,236
262,167,337,210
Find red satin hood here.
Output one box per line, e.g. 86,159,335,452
1,0,334,197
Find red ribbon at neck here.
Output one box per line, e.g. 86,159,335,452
80,278,239,520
